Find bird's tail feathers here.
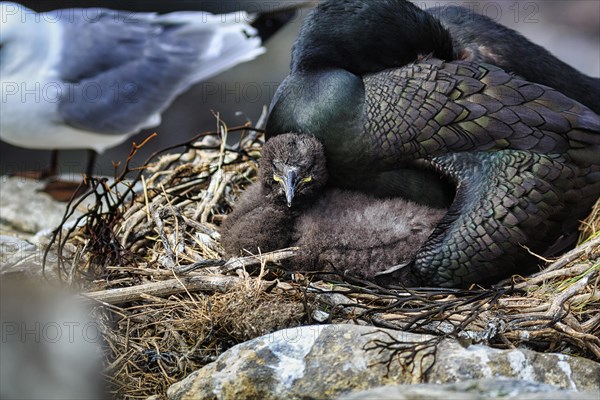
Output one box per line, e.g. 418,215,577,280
155,11,265,89
179,32,264,90
155,11,258,30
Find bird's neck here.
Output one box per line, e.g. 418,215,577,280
290,0,453,75
266,69,376,164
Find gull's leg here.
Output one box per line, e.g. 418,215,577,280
42,150,95,202
10,150,59,180
85,150,97,177
47,150,58,177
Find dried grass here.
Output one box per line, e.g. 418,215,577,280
46,119,599,399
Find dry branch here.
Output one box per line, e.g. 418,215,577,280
83,275,241,304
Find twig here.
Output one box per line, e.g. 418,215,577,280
83,275,246,304
510,264,594,289
152,206,176,269
545,274,591,318
219,247,300,273
539,237,599,273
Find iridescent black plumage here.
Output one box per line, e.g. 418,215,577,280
429,5,600,114
265,0,600,287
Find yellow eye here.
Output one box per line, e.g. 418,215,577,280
300,176,313,183
273,174,283,183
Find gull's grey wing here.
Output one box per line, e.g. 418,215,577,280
54,8,263,134
53,9,159,83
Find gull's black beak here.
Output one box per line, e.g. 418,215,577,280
282,165,299,207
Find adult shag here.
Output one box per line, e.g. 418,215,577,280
265,0,600,287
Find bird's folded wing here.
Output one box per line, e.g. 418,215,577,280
363,59,600,166
54,8,264,134
414,150,598,287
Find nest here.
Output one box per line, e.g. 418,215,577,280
46,118,599,399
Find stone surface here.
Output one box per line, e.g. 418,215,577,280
427,340,599,391
0,176,70,237
167,324,600,400
0,177,104,398
167,325,432,400
0,175,124,280
339,379,599,400
0,234,65,280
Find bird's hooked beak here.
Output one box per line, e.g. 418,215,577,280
282,165,299,207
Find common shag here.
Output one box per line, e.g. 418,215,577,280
265,0,600,287
221,133,446,283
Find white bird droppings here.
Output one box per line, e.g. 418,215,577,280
507,350,537,381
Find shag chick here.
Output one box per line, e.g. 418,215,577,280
221,133,446,283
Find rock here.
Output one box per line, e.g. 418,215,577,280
0,176,70,236
338,379,599,400
0,175,121,280
427,340,599,391
167,324,600,400
0,178,105,398
167,325,432,400
0,235,62,280
0,175,129,238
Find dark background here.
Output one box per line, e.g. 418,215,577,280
1,1,598,177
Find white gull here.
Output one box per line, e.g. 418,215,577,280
0,2,265,158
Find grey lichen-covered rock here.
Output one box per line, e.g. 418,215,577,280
167,324,600,400
429,340,600,391
0,175,110,279
1,236,47,278
338,379,600,400
0,176,70,236
0,235,62,280
167,325,434,400
0,176,75,280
